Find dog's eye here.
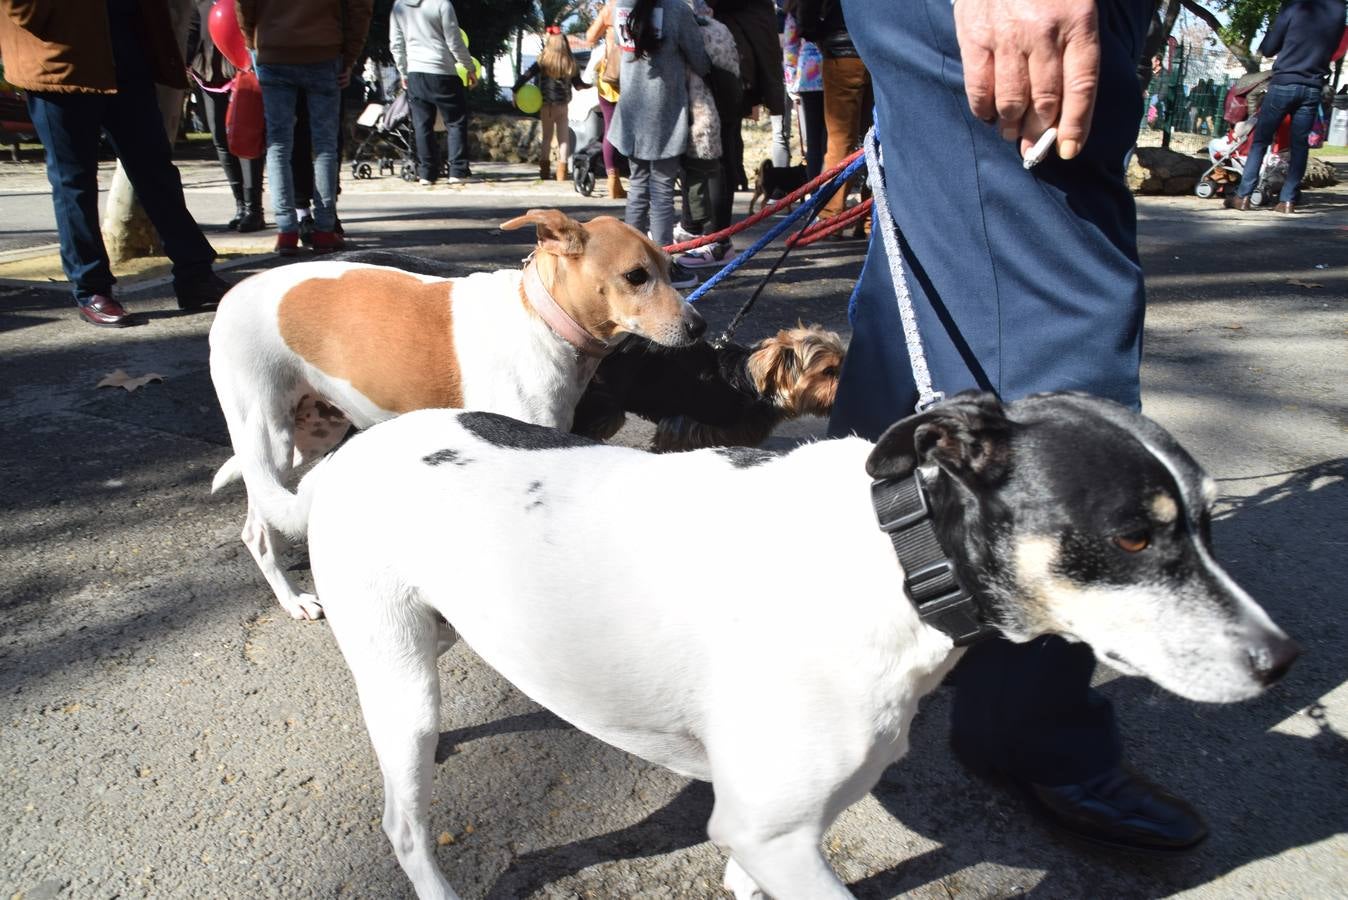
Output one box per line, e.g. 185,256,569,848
624,268,649,286
1113,531,1151,553
822,366,839,377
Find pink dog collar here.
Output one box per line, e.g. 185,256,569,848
522,263,610,358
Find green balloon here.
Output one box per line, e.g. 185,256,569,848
515,83,543,114
454,57,484,86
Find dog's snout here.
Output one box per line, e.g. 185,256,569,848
1249,634,1300,687
683,306,707,340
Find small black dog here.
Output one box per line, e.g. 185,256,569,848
748,159,809,215
572,325,845,451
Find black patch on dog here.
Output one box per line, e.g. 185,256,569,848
713,447,777,468
460,412,597,450
422,448,471,467
525,480,545,510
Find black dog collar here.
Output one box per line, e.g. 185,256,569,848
871,473,997,647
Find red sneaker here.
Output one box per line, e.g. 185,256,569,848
311,229,345,252
275,231,300,256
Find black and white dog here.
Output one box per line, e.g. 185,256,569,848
298,391,1297,899
572,324,845,451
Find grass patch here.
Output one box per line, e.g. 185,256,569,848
1311,144,1348,157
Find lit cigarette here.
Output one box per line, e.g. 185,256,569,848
1022,127,1058,170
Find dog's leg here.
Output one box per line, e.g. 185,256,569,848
240,501,323,620
706,760,854,899
237,415,321,621
333,599,460,900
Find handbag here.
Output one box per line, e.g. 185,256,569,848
226,69,266,160
602,28,621,90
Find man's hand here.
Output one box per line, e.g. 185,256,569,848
467,70,478,88
953,0,1099,161
338,66,352,89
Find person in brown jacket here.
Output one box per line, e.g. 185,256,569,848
0,0,229,327
236,0,373,254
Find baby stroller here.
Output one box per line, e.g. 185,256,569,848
1194,116,1291,206
350,91,420,182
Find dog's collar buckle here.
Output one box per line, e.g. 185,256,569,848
871,473,996,648
522,261,611,359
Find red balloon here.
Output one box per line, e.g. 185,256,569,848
208,0,252,71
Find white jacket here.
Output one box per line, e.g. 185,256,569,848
389,0,472,78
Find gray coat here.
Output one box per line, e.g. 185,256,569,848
609,0,711,161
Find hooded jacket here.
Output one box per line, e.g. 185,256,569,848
389,0,471,79
236,0,373,71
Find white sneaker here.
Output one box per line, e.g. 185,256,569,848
672,223,699,244
418,178,434,186
678,241,733,268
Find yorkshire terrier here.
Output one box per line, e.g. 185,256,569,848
572,324,846,452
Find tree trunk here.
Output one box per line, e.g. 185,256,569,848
102,0,195,265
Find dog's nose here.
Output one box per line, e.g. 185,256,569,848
683,306,707,340
1249,634,1300,686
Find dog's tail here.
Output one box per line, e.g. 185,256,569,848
210,455,243,494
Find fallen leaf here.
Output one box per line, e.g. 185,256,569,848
97,369,164,392
1287,279,1322,289
437,831,455,846
1222,324,1244,330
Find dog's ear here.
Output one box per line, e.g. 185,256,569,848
746,335,797,396
500,209,588,257
866,391,1012,484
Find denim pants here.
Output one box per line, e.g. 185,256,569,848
625,156,681,246
832,0,1150,784
256,60,341,233
26,82,215,301
1237,82,1323,204
407,72,471,179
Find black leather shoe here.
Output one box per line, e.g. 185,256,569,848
1016,767,1208,855
174,272,231,311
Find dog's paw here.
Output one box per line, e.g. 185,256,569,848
282,593,325,621
722,859,765,900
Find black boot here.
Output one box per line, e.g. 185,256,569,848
227,183,246,231
222,155,246,230
237,188,266,233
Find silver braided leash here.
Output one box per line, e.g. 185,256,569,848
864,125,945,412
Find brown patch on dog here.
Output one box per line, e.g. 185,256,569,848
746,324,846,417
279,270,462,414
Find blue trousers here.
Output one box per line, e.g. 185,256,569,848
26,80,216,302
833,0,1149,783
256,60,342,233
1237,82,1322,204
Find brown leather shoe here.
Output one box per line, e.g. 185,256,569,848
76,294,134,328
1224,195,1251,211
1273,201,1296,214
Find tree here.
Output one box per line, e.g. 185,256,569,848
1178,0,1283,72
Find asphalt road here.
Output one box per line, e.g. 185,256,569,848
1,160,1345,900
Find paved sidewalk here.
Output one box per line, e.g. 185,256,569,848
0,160,1345,900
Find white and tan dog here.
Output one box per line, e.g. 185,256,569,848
209,209,704,619
299,393,1297,899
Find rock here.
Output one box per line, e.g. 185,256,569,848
1127,146,1210,195
467,114,542,163
1302,155,1338,188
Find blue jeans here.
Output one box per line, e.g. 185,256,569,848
26,82,215,302
256,60,342,233
832,0,1150,784
1237,82,1322,204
